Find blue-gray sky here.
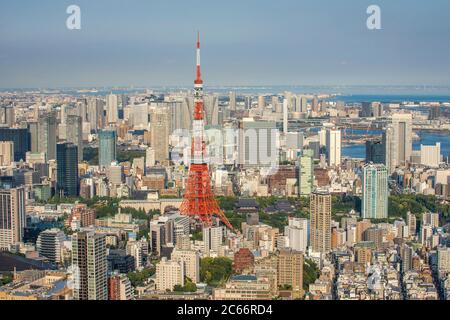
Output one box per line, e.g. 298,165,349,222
1,0,450,88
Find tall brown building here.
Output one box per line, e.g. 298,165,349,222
310,190,331,253
150,108,170,164
233,248,255,274
277,249,304,296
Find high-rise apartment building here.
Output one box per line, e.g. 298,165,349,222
98,129,117,169
88,98,105,131
362,163,388,219
310,189,331,253
0,187,26,250
72,231,108,300
56,143,79,197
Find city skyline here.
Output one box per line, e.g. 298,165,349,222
1,0,450,88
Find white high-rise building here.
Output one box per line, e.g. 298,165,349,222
325,128,341,167
284,217,308,252
420,143,441,167
203,226,223,254
155,257,185,291
107,94,119,124
0,141,14,166
171,249,200,283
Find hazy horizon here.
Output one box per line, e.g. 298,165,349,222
1,0,450,88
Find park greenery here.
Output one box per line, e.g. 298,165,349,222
127,268,155,287
0,272,13,286
200,257,233,287
173,278,197,293
303,259,320,291
83,147,146,165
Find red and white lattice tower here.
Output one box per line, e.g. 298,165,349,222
180,33,234,231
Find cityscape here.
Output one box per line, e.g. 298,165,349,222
1,1,450,304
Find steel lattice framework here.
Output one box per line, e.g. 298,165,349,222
180,33,234,231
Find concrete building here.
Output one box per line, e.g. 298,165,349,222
171,249,200,283
362,163,388,219
0,187,26,250
72,231,108,300
310,189,331,253
155,257,185,291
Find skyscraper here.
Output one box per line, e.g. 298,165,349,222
362,163,388,219
38,113,57,160
299,149,314,196
0,128,31,162
0,186,25,250
383,113,412,173
106,93,119,124
66,115,83,163
365,140,385,164
310,189,331,253
229,91,236,110
203,226,223,254
88,98,105,131
98,129,117,169
72,231,108,300
56,142,79,197
150,108,170,164
325,127,341,167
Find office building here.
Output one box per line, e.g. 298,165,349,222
38,113,57,160
365,140,385,164
0,128,31,162
362,163,388,219
66,115,83,163
0,141,14,166
98,129,117,169
56,143,79,197
36,228,65,264
108,273,133,300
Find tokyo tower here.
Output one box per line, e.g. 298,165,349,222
180,33,234,231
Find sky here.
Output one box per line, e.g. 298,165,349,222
1,0,450,88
